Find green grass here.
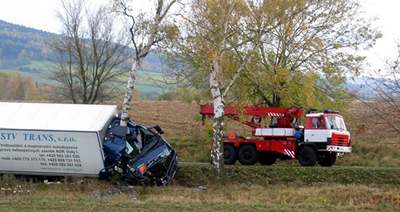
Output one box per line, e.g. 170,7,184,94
0,164,398,211
0,176,398,211
176,163,400,186
19,60,55,72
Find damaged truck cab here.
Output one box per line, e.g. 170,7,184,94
101,118,177,185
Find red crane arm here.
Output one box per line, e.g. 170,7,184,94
199,104,304,128
200,104,303,118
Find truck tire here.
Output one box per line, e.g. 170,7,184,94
238,145,257,165
298,146,317,166
258,152,276,165
223,144,237,165
318,152,337,167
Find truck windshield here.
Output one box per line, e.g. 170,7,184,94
326,115,347,131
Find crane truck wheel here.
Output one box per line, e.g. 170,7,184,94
238,145,258,165
298,146,317,166
318,152,337,166
258,152,276,165
223,144,237,165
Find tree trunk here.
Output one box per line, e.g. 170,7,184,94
120,59,142,127
209,59,224,179
272,92,281,107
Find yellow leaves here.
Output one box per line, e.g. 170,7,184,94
308,37,324,50
274,67,290,83
302,71,317,108
163,24,180,41
0,72,46,101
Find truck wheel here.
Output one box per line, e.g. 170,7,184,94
318,152,337,167
258,152,276,165
224,144,237,165
298,146,317,166
238,145,257,165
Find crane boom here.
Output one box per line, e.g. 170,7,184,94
200,104,304,128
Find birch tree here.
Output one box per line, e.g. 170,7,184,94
113,0,178,126
168,0,248,178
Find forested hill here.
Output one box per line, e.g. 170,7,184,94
0,19,165,71
0,19,170,99
0,19,371,99
0,19,56,69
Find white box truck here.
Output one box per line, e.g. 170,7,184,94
0,102,117,177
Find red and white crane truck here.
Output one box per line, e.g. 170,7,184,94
200,104,351,166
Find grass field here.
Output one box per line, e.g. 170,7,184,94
176,164,400,186
0,99,398,210
0,172,398,211
128,100,400,167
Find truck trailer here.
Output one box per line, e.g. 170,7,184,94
0,102,177,185
200,104,351,166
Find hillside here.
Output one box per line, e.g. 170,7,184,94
0,20,55,67
0,19,172,99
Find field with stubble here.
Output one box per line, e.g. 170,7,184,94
129,101,400,167
0,100,399,211
0,173,399,211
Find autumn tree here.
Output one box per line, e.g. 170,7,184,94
361,45,400,135
0,72,44,101
171,0,380,112
167,0,249,178
231,0,380,110
52,0,129,104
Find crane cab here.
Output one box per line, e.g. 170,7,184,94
304,111,351,153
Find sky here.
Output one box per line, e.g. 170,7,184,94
361,0,400,70
0,0,153,33
0,0,399,71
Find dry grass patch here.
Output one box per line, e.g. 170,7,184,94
0,182,398,211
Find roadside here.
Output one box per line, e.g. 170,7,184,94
0,179,398,211
0,164,399,211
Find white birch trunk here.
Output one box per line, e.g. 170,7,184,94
120,59,142,127
209,59,224,178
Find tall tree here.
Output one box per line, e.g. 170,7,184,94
168,0,248,178
235,0,380,108
361,45,400,135
174,0,380,111
52,0,129,104
113,0,178,126
0,72,44,101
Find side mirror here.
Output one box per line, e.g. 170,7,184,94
148,125,164,134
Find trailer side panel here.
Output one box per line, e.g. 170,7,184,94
0,129,104,176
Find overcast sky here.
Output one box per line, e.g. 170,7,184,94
0,0,399,70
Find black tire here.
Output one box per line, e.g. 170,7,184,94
238,145,258,165
298,146,317,166
318,152,337,167
223,144,237,165
258,152,276,165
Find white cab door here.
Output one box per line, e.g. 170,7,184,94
304,129,331,143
